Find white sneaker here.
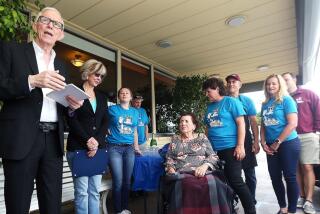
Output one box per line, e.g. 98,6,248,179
121,210,132,214
296,197,305,208
303,200,316,214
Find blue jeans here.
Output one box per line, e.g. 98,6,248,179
244,167,257,204
108,143,135,213
67,152,102,214
266,137,300,213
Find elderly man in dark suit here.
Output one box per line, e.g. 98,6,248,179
0,7,82,214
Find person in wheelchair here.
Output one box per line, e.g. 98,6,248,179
163,112,234,214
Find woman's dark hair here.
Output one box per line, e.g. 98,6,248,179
202,77,226,96
179,112,199,131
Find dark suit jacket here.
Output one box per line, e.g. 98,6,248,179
66,88,108,151
0,41,67,160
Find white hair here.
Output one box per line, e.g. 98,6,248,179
34,7,64,27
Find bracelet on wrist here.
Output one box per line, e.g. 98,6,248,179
274,138,281,145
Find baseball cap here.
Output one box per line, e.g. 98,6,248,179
225,74,241,82
133,95,144,101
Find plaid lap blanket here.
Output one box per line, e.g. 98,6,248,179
164,173,233,214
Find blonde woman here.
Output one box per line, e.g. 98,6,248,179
66,59,108,214
260,74,300,214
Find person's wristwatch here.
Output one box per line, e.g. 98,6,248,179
274,138,281,145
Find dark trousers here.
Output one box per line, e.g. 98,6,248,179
266,137,300,213
243,167,257,204
3,130,63,214
218,148,256,214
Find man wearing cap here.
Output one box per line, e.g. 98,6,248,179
131,95,149,149
282,72,320,214
226,74,260,204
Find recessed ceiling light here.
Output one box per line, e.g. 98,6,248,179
156,40,172,48
225,15,246,27
257,64,269,71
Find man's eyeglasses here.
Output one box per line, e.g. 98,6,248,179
94,73,105,79
37,16,64,30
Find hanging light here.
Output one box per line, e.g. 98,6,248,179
71,54,84,67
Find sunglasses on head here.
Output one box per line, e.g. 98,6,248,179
94,73,105,78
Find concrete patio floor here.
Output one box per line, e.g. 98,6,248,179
239,151,320,214
126,151,320,214
56,150,320,214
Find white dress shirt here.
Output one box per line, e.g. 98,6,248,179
32,41,58,122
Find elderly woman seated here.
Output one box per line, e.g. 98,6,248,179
164,112,233,214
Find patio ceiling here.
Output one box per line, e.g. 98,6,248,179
42,0,298,84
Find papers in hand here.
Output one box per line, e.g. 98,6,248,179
47,84,89,107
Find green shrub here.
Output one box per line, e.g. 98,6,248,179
0,0,44,42
171,75,208,133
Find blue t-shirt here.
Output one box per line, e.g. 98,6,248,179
135,107,149,145
237,95,257,116
261,96,298,143
204,96,245,151
106,105,139,144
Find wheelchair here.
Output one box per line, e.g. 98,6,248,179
157,160,238,214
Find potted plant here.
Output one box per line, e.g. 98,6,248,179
0,0,44,42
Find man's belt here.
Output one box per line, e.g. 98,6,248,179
39,122,58,132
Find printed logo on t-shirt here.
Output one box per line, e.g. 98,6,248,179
207,109,223,127
262,106,279,126
118,116,133,134
138,113,144,126
295,97,304,104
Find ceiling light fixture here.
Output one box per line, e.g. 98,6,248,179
156,39,172,48
225,15,246,27
71,54,84,67
256,64,270,71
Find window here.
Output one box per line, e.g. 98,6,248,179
121,56,151,124
154,70,175,133
54,42,116,102
56,32,117,102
